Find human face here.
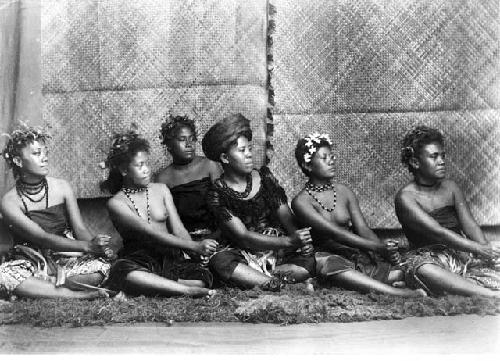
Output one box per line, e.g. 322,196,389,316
168,127,196,162
16,140,49,179
415,142,446,181
222,136,253,174
124,151,151,187
307,146,335,181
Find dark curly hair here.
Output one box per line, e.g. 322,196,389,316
401,125,444,173
202,113,252,163
2,124,51,179
159,114,197,147
294,134,332,176
100,130,150,194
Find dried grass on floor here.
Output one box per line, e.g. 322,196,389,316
1,285,498,327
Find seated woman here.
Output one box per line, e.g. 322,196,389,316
0,125,113,300
202,113,315,291
396,125,500,297
156,115,222,263
291,133,425,297
102,130,216,298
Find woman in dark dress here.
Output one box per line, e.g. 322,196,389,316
395,125,500,297
291,133,425,297
202,114,315,291
102,130,216,297
155,115,222,263
0,125,113,300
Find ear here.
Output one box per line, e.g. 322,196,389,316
303,161,312,172
409,156,419,170
220,152,229,164
12,156,22,168
118,164,128,177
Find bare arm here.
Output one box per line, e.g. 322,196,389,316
291,192,383,253
395,190,491,256
107,188,208,255
219,211,304,251
345,186,381,245
0,192,91,253
451,182,488,245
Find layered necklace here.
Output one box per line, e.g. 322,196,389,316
220,173,253,199
122,186,151,223
16,178,49,210
305,181,336,213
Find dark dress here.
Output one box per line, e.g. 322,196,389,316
402,205,500,293
206,167,315,281
0,204,110,298
170,177,215,234
105,216,213,296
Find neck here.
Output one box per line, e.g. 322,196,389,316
308,177,333,186
222,168,249,185
122,180,148,190
19,174,45,185
414,175,440,188
172,157,193,168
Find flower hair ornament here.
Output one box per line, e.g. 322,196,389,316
302,132,333,164
2,122,51,169
99,124,140,170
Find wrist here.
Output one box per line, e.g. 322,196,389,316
81,240,91,253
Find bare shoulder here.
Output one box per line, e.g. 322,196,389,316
291,189,310,209
155,166,174,185
395,182,416,206
441,179,459,191
335,183,354,196
149,182,170,196
1,187,19,210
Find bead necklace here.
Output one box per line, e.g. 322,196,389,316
122,186,151,223
16,178,49,209
220,173,253,199
305,181,335,193
305,182,336,213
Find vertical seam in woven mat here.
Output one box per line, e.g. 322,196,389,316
265,0,276,165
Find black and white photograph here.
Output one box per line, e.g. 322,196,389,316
0,0,499,356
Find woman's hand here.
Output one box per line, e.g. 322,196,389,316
289,227,312,249
195,238,218,256
88,234,111,255
474,243,500,260
384,239,403,265
299,242,314,257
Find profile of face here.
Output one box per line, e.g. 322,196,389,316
221,136,253,174
122,151,151,187
14,140,49,178
306,146,335,180
168,126,196,162
413,142,446,181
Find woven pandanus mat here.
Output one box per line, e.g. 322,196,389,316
43,86,267,197
41,0,267,197
269,110,500,228
272,0,500,114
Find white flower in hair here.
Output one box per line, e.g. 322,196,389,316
305,139,313,147
304,153,312,163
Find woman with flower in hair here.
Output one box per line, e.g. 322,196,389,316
156,115,222,264
102,130,216,297
0,125,113,300
202,113,315,291
292,133,426,297
396,125,500,297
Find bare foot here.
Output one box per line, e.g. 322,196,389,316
397,288,427,298
185,287,215,298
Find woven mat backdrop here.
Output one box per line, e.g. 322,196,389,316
269,0,500,227
41,0,267,198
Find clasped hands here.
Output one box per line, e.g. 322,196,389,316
291,227,314,256
89,234,116,259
